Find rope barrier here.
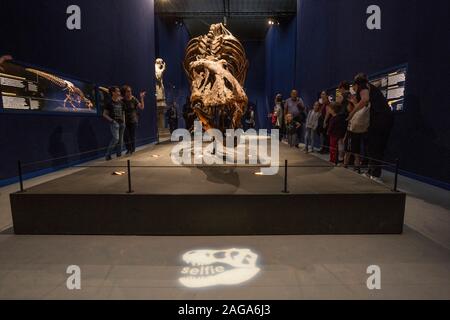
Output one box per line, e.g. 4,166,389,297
298,143,397,167
20,135,158,168
72,164,390,169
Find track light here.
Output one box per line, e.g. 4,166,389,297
268,19,280,26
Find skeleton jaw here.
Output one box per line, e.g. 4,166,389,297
179,268,260,288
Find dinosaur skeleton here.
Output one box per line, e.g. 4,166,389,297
184,23,249,132
25,68,93,110
179,248,260,288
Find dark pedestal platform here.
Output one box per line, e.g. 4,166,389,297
10,143,405,235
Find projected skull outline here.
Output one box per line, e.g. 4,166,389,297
179,248,260,288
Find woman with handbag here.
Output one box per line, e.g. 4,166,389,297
345,96,370,170
348,73,394,179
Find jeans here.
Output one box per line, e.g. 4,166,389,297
106,121,125,158
304,128,316,151
321,132,330,152
287,133,298,147
297,125,305,145
125,122,137,153
338,138,345,162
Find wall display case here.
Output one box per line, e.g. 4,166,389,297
0,61,97,114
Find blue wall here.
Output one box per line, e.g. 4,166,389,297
265,18,298,108
155,17,190,128
0,0,156,183
296,0,450,185
243,41,267,129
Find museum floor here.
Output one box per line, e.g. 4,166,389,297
0,144,449,299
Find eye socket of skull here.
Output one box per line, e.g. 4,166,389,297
223,77,234,91
213,251,226,259
193,100,204,110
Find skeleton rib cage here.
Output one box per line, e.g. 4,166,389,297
184,24,249,86
184,23,249,132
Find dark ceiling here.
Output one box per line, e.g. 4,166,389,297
155,0,297,40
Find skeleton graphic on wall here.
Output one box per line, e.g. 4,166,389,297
25,68,93,110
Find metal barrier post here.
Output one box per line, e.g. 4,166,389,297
127,160,134,194
282,159,289,194
393,158,400,192
17,160,24,192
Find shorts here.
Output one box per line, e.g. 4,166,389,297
346,131,363,154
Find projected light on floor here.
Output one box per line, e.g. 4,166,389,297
178,248,260,288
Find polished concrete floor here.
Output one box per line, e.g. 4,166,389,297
0,144,449,300
0,230,449,299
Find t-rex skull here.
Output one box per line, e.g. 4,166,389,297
179,248,260,288
184,23,249,133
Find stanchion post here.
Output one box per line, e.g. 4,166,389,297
393,158,400,192
127,160,134,194
282,159,289,194
17,160,24,192
335,147,339,166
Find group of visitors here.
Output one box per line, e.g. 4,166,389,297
103,86,146,161
269,90,306,148
270,73,393,180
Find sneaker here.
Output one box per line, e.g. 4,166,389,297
362,173,371,179
117,153,122,158
370,176,384,184
105,156,112,161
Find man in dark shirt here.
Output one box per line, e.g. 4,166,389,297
182,97,195,133
103,86,126,161
167,103,179,134
122,85,146,155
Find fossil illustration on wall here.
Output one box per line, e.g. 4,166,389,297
25,68,94,110
184,23,249,132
